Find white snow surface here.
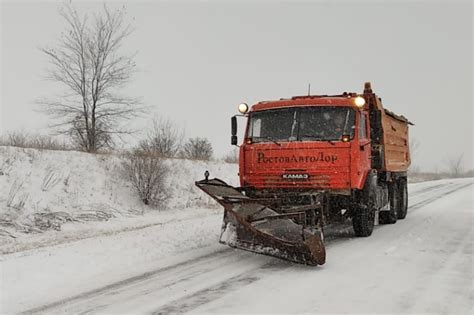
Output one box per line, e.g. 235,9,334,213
0,146,238,254
0,147,472,314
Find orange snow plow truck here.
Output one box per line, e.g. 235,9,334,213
196,82,413,265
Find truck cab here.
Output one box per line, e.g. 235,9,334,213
238,95,371,194
232,82,412,237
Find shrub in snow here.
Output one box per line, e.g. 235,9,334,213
123,150,169,206
0,131,70,150
3,131,29,147
181,137,213,161
139,118,184,158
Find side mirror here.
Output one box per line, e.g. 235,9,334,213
231,116,238,145
231,116,237,136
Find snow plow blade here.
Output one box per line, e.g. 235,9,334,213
195,178,326,266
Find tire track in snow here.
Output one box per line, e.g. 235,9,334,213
32,251,280,315
408,182,472,212
23,180,472,314
150,262,288,315
22,248,235,314
408,181,460,203
409,182,446,195
152,273,261,315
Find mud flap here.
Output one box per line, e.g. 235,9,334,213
196,178,326,265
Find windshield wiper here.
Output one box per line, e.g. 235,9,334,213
252,136,282,146
299,135,336,145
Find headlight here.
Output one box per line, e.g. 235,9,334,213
354,96,366,107
238,103,249,114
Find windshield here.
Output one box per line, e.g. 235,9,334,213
248,106,356,143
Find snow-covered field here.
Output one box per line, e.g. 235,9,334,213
1,147,473,314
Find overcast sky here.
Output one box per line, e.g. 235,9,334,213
1,0,472,171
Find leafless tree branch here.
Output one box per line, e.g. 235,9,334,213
38,4,141,152
447,153,464,178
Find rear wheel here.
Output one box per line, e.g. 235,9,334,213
380,182,398,224
397,179,408,219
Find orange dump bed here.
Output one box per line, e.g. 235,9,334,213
377,99,412,173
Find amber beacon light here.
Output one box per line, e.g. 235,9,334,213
354,96,366,107
238,103,249,114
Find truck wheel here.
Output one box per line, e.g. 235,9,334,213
397,179,408,219
352,206,375,237
380,182,398,224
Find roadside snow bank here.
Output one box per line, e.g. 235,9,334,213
1,211,226,313
0,146,238,253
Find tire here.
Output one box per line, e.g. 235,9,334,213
380,182,398,224
353,172,377,237
352,204,375,237
397,179,408,219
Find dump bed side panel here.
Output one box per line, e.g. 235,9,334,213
381,109,411,172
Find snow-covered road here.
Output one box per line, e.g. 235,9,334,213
2,178,473,314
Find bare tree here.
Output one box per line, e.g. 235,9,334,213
447,153,464,178
39,4,140,152
139,118,184,158
181,137,213,161
123,149,169,206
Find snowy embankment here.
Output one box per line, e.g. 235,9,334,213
0,146,238,254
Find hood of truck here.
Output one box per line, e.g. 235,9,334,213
241,142,351,190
